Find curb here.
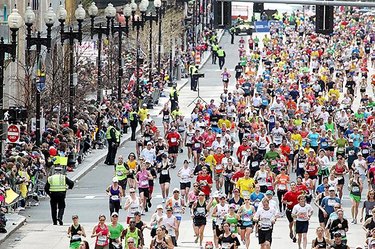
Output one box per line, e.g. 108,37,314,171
0,215,26,244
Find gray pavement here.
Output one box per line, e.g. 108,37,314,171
0,31,373,249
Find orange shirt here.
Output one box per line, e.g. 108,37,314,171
276,174,290,190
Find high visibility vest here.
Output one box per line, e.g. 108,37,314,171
217,49,225,57
192,67,199,75
115,129,121,143
48,174,66,192
212,44,219,52
106,125,114,139
129,112,136,122
170,89,179,98
189,65,195,75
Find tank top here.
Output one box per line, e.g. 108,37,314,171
95,224,109,246
127,160,137,170
220,233,237,249
194,200,207,218
350,180,361,196
159,162,170,178
225,214,238,233
177,119,185,132
162,110,170,122
216,204,229,224
297,154,306,168
171,198,183,217
156,143,167,155
334,165,345,178
179,167,191,183
70,224,82,243
127,197,140,217
313,237,327,249
137,170,149,188
153,237,168,249
258,136,268,150
109,185,121,202
256,171,267,186
163,215,176,236
241,206,253,226
277,175,289,190
123,228,139,248
186,130,194,144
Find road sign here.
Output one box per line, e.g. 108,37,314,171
7,125,20,143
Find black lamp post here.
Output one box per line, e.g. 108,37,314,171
130,0,148,98
57,3,85,130
111,5,132,101
89,3,116,104
0,6,22,161
25,3,55,147
89,2,116,103
145,0,161,83
156,0,166,74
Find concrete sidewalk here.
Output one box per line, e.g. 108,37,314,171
0,29,223,245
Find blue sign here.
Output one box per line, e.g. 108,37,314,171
254,21,270,32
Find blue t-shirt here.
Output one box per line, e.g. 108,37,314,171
321,196,341,215
308,133,319,147
250,192,265,211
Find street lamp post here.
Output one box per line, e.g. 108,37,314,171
0,6,22,161
111,5,132,101
156,1,166,74
25,3,55,147
89,3,116,104
144,0,161,84
57,3,85,130
130,0,148,98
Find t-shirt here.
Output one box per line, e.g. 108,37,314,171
196,174,213,196
292,203,313,221
321,196,341,215
166,132,181,147
236,177,255,197
109,223,124,239
283,190,301,209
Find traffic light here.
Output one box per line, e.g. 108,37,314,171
315,5,334,34
253,3,264,13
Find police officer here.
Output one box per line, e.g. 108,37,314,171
105,120,117,165
217,47,226,70
230,26,236,44
129,107,139,141
189,63,199,91
211,42,219,64
170,85,179,112
45,167,74,225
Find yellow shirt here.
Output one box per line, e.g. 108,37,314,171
218,119,231,129
291,133,302,150
317,96,326,105
236,177,255,197
328,89,340,99
138,108,148,121
205,155,217,172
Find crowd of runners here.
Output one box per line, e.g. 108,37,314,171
65,7,375,249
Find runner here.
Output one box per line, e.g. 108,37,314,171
68,215,86,249
238,196,255,248
106,177,123,216
292,195,314,249
91,214,109,249
165,188,185,244
253,198,277,249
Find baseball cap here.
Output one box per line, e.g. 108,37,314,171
329,186,335,191
265,190,273,196
358,152,363,156
111,212,119,217
173,188,180,193
112,177,119,182
156,204,163,210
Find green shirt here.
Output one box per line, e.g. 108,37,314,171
115,163,128,181
264,151,280,162
109,223,124,239
336,138,347,148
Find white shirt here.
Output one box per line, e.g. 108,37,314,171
354,159,367,176
254,207,277,229
140,148,156,163
271,127,285,145
292,203,313,222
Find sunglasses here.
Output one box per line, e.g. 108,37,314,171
128,241,134,244
99,219,105,221
199,194,205,196
130,191,135,193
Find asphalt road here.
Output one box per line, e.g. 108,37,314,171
0,32,374,249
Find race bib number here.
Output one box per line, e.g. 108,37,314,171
352,186,360,192
194,143,201,148
171,138,177,143
162,170,168,175
116,171,123,176
298,163,305,169
111,195,120,201
363,149,369,154
251,161,259,168
141,180,148,186
72,235,81,240
97,236,107,246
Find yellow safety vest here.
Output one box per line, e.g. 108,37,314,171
106,125,114,139
129,112,137,121
115,129,121,143
48,174,66,192
213,45,219,51
192,67,198,75
217,49,225,57
53,155,68,166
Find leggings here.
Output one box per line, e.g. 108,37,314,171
109,201,121,215
277,189,287,212
225,179,234,196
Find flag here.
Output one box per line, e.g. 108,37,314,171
35,55,46,92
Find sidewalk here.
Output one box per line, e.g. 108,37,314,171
0,29,222,245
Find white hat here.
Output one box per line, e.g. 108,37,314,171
156,204,163,210
112,177,119,182
329,186,335,191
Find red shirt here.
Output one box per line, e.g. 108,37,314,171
231,171,245,182
296,184,308,195
236,145,250,161
283,190,301,209
214,153,225,165
166,132,181,147
280,144,291,158
196,174,213,196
